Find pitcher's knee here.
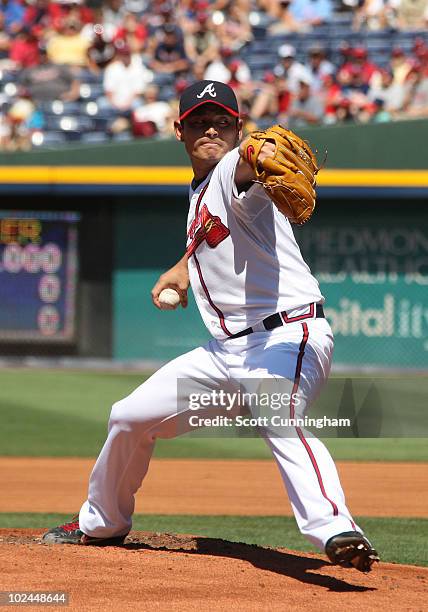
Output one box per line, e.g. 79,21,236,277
109,398,150,430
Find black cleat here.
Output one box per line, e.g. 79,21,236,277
41,515,128,546
325,531,380,572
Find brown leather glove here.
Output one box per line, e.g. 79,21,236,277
242,124,320,225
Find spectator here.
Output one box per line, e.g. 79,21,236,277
352,0,395,31
9,27,40,68
305,43,335,94
333,97,357,123
131,84,173,136
0,0,24,35
145,2,183,55
288,0,333,31
336,63,372,115
0,108,11,149
166,75,188,120
0,12,11,63
395,0,428,30
353,46,380,84
274,44,312,94
145,0,177,32
204,47,251,85
268,0,301,34
23,0,53,33
250,72,291,123
336,41,354,71
102,0,127,35
150,23,190,75
102,43,153,111
19,45,81,102
399,64,428,117
354,99,377,122
257,0,284,18
211,0,253,52
370,98,392,122
228,59,250,89
412,37,428,65
25,0,94,33
87,30,116,74
46,17,90,67
179,0,211,34
368,68,406,111
323,73,344,122
184,11,218,70
1,0,426,147
338,46,379,87
114,12,148,54
226,58,254,114
6,90,44,150
287,76,324,127
191,56,206,81
389,46,413,84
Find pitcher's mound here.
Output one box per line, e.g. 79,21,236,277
0,529,426,611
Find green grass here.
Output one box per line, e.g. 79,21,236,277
1,513,426,568
0,369,427,460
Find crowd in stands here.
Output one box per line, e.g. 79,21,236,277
0,0,426,150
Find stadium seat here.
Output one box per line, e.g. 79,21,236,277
364,30,397,40
247,56,277,71
45,115,95,132
36,131,67,148
78,69,104,85
253,24,268,40
79,83,105,101
330,12,353,26
158,85,176,102
80,132,110,144
366,40,392,53
63,130,84,142
152,73,175,87
112,132,133,142
250,40,275,54
47,101,82,116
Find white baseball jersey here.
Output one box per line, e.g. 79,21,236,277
186,147,324,339
78,132,360,554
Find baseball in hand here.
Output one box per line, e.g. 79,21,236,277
158,288,181,310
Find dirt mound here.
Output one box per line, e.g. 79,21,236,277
0,529,427,611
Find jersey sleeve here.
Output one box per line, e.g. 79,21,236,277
214,148,271,222
213,147,241,202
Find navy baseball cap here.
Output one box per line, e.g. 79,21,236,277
179,80,239,121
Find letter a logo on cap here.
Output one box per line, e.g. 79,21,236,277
179,80,239,120
197,83,217,99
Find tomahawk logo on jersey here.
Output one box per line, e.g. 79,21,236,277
187,204,230,257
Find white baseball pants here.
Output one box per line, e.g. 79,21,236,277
79,317,359,550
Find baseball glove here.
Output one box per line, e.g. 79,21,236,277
242,124,319,225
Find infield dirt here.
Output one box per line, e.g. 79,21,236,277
0,529,427,611
0,458,427,516
1,459,427,610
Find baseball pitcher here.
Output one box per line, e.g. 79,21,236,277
43,81,379,573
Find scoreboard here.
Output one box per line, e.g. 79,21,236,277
0,211,79,342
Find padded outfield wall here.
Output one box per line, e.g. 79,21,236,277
0,120,427,369
113,196,427,369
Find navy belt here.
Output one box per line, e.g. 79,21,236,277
228,303,325,340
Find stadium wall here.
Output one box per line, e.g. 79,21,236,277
0,119,427,170
113,196,428,369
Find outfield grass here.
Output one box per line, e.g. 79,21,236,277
0,369,427,461
1,513,426,568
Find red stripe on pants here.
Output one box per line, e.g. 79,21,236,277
290,322,339,517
